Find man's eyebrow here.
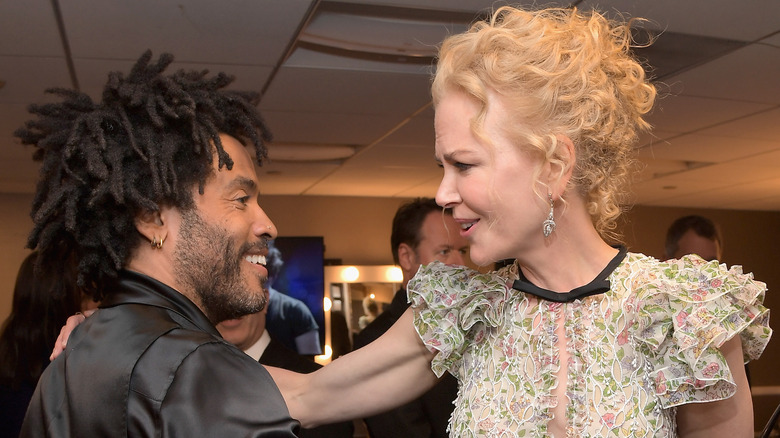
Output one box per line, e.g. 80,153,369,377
226,176,257,192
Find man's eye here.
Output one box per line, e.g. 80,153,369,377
236,196,250,205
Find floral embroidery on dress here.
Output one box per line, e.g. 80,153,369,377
407,254,771,438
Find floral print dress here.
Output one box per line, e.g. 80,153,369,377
408,252,771,438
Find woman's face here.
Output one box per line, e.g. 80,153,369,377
434,90,548,266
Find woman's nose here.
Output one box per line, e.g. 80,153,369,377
435,172,460,208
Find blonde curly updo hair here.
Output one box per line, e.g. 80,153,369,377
432,7,656,240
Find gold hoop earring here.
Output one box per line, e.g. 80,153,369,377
151,236,164,249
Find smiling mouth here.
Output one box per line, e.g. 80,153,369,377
460,221,477,231
244,254,267,266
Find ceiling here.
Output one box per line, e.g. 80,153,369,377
1,0,779,210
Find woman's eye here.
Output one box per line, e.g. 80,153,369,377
453,162,472,171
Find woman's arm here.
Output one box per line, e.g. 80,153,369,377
267,309,440,428
675,337,753,438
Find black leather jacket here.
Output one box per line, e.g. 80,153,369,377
21,270,298,437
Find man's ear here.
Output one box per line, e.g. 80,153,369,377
134,208,167,245
547,134,576,198
397,243,417,273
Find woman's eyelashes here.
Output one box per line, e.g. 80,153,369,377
453,161,473,171
436,157,474,172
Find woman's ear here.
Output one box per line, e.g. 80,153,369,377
548,134,576,198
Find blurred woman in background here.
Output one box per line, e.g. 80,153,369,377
0,249,85,438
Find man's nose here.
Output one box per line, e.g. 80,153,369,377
252,206,277,239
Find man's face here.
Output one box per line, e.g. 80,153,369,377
413,211,470,267
673,229,721,261
172,134,276,324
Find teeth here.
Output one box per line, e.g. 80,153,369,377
461,222,475,230
245,255,267,266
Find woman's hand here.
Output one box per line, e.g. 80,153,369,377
49,309,95,361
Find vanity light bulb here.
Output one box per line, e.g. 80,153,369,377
341,266,360,282
323,297,332,312
387,266,403,283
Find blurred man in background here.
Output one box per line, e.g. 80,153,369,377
353,197,469,438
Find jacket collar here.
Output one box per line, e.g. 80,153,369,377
100,270,221,338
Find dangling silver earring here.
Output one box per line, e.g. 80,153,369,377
542,194,556,237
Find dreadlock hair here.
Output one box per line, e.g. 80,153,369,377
15,50,273,301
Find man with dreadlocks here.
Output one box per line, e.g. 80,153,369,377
16,51,299,437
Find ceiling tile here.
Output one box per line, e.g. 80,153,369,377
647,94,772,133
660,149,780,184
0,0,63,56
261,66,432,115
0,0,778,210
636,133,780,163
764,33,780,46
306,147,441,197
640,176,780,209
629,174,730,205
636,129,678,149
284,47,435,74
0,57,72,104
697,107,780,142
666,44,780,104
633,158,694,183
59,0,313,65
303,10,464,58
262,110,401,145
370,111,435,148
330,0,524,13
583,0,780,41
257,161,342,195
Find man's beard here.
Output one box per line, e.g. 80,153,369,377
173,208,267,324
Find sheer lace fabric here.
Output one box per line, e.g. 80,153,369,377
408,253,771,438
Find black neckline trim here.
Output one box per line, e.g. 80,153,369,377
511,246,627,303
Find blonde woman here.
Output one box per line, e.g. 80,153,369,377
273,7,770,437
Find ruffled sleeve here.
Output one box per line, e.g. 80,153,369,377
407,261,510,377
634,254,771,407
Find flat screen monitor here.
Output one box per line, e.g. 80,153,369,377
268,236,325,355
